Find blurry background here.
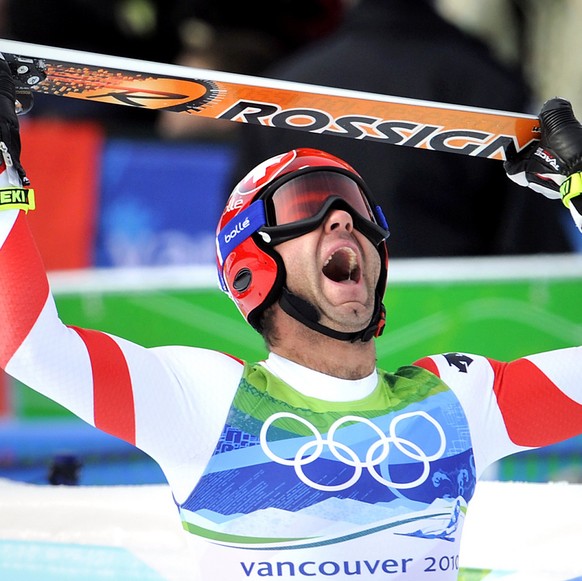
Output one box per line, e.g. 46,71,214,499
2,0,582,486
439,0,582,118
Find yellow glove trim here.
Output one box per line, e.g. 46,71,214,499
560,171,582,208
0,187,35,213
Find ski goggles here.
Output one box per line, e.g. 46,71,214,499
217,169,390,263
259,170,389,245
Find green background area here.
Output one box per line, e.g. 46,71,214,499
14,275,582,416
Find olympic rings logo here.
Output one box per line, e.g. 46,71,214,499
260,411,446,492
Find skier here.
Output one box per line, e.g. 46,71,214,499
1,56,582,580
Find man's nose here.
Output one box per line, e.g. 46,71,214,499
323,208,354,234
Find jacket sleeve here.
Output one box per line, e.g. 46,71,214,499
414,349,582,477
0,207,245,498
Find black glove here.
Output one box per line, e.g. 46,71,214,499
504,97,582,231
0,56,29,187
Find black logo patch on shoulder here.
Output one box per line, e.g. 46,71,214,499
443,353,474,373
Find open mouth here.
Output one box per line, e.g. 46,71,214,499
322,247,361,283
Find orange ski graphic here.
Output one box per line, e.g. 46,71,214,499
0,39,540,161
35,66,220,110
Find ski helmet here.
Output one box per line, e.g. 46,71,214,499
216,148,390,341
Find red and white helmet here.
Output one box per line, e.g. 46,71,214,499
216,148,389,341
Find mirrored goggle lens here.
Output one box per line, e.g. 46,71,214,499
269,172,377,226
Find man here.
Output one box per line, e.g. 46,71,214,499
1,57,582,580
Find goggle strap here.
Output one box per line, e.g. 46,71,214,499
374,204,389,231
217,199,266,266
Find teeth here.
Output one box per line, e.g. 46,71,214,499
347,252,357,279
325,247,356,267
323,246,358,269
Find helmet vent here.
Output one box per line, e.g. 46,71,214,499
233,268,252,292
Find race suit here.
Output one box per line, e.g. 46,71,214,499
2,203,582,579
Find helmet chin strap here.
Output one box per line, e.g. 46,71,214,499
278,286,384,343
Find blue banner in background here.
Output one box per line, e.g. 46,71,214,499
95,140,235,267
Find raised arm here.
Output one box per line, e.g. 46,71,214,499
0,58,244,499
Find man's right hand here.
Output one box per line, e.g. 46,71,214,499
0,55,29,187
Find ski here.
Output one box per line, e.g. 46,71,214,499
0,38,539,161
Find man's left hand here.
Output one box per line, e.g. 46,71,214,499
505,97,582,231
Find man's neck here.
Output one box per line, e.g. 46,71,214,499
269,313,377,380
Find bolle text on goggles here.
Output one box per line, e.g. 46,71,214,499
217,169,390,265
